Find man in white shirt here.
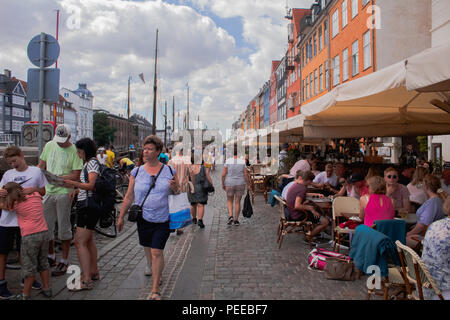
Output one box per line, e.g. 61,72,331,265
288,154,316,178
312,163,338,189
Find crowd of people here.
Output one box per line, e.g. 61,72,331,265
277,145,449,299
0,129,448,300
0,124,231,300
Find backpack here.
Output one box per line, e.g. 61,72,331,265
83,158,117,213
307,248,351,271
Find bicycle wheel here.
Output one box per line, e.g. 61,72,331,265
94,209,117,238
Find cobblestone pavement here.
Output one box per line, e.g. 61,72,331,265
4,165,374,300
169,165,370,300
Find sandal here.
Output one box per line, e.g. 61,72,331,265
91,272,100,281
151,291,162,300
69,280,94,292
227,216,233,225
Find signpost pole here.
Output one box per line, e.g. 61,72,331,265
38,32,46,156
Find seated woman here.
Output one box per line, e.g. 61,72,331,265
333,173,369,200
407,166,428,209
421,196,450,300
406,174,446,249
360,176,395,227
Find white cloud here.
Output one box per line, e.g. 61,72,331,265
0,0,315,134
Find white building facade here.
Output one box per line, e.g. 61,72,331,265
60,84,94,141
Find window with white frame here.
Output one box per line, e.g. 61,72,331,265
306,77,309,100
363,30,372,70
352,40,359,76
310,73,313,97
12,107,24,118
314,69,318,96
351,0,358,18
332,10,339,38
5,121,10,131
12,95,25,106
362,0,370,7
325,60,329,89
318,26,323,51
342,0,348,28
5,107,11,116
303,79,306,101
319,65,324,92
324,21,329,46
333,55,340,86
314,33,317,56
342,48,349,81
12,120,24,132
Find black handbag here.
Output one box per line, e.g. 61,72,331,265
201,166,215,193
242,191,253,218
128,165,164,222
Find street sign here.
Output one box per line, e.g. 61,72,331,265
27,33,60,68
27,68,60,103
22,123,54,147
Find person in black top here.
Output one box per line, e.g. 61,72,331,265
399,144,418,168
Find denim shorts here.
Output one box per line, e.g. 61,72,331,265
137,218,170,250
21,231,50,277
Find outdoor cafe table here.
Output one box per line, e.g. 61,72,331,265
395,213,418,225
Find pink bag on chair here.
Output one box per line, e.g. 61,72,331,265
308,248,351,271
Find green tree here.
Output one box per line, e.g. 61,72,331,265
93,112,116,147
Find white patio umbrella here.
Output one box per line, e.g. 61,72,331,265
300,43,450,139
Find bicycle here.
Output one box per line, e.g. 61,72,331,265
94,208,118,238
60,196,118,239
114,165,130,203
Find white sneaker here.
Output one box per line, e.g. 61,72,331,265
145,265,152,276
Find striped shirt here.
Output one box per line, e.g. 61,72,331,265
78,159,100,201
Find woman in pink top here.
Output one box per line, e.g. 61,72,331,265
360,176,395,227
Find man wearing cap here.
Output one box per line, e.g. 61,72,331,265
38,124,83,276
334,173,369,199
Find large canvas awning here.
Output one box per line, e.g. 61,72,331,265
300,43,450,139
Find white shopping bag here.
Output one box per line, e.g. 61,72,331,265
169,192,192,229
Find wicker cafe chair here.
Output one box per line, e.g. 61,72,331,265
274,195,312,249
249,165,268,203
395,240,445,300
332,196,360,253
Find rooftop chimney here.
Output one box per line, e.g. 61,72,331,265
4,69,11,78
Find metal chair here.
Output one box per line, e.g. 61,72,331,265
274,195,312,249
395,240,445,300
332,196,360,252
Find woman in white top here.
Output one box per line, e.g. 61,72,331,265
407,166,428,208
96,147,107,165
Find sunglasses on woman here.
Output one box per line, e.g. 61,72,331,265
387,175,398,179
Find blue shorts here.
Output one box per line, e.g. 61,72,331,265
0,226,21,254
136,218,170,250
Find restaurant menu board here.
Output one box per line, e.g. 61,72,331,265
41,169,65,187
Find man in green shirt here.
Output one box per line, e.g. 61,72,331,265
38,124,83,276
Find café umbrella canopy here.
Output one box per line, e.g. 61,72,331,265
300,43,450,139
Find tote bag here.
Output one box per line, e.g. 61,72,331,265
169,192,192,229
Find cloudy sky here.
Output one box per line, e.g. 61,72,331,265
0,0,314,134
